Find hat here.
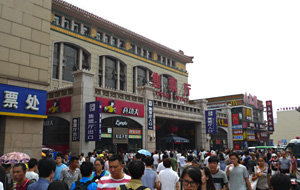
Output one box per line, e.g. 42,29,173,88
272,153,277,157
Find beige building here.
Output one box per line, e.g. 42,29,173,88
272,110,300,145
0,0,51,159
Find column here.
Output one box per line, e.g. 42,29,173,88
79,48,83,70
117,60,120,90
80,23,84,34
58,42,64,87
193,99,208,150
71,19,74,31
134,67,138,92
70,70,95,156
102,56,105,87
225,105,233,149
61,16,65,28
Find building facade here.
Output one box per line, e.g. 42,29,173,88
0,0,51,159
201,93,269,150
272,109,300,146
43,0,207,155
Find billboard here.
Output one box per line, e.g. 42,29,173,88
85,101,102,141
205,110,217,134
266,100,274,132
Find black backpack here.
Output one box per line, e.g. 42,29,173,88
74,181,93,190
120,185,148,190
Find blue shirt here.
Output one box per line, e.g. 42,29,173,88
27,178,51,190
70,177,97,190
141,168,157,190
54,164,67,180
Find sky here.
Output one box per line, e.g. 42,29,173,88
64,0,300,117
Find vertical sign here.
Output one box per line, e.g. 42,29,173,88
72,118,80,141
147,100,153,130
266,100,274,132
85,101,102,141
232,113,239,125
205,110,217,134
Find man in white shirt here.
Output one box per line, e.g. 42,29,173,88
25,158,39,182
157,158,179,190
157,154,168,174
153,151,159,171
178,153,186,176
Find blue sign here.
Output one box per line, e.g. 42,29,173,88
205,110,217,134
282,139,287,145
85,101,102,141
72,118,80,141
147,100,153,130
0,84,47,118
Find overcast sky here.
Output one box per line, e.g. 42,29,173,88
65,0,300,117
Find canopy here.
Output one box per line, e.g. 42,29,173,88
159,133,190,143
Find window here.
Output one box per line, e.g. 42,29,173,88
162,57,166,64
172,60,175,67
112,38,117,46
157,55,161,62
137,47,141,55
54,15,61,25
63,44,79,82
64,18,70,29
143,49,147,57
82,51,89,70
119,63,126,90
130,44,135,52
105,35,110,44
96,32,102,41
105,57,117,89
167,59,170,66
133,66,153,93
119,40,124,49
74,22,80,33
83,26,90,36
148,51,153,59
53,43,60,79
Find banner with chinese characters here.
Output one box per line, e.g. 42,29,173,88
85,101,102,141
266,100,274,132
205,110,217,134
72,118,80,141
96,97,144,117
147,100,153,130
0,84,47,118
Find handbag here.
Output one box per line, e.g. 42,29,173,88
250,166,259,190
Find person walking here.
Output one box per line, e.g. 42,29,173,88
200,167,216,190
208,156,228,190
248,152,257,175
60,156,81,189
141,157,157,190
278,151,292,174
13,163,34,190
251,156,271,190
27,158,56,190
270,154,279,176
25,158,39,182
53,152,67,181
157,158,179,190
153,151,159,171
290,152,297,176
70,162,97,190
91,159,109,182
226,152,252,190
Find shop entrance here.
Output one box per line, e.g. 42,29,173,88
210,128,228,150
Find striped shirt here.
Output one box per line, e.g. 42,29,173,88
97,174,131,190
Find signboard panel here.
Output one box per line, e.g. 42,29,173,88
266,100,274,132
96,97,144,117
205,110,217,134
147,100,154,130
72,118,80,141
232,113,239,125
0,84,47,118
85,101,102,141
113,127,128,144
47,96,71,114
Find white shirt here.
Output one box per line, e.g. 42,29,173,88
157,162,166,173
179,156,186,167
204,156,210,166
153,154,159,165
158,168,179,190
79,157,85,165
0,181,3,190
25,171,39,182
176,153,181,163
90,156,96,164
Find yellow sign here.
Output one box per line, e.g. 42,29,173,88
231,100,238,106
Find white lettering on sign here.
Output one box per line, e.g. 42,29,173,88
25,94,40,111
122,107,139,116
3,91,19,109
115,119,128,127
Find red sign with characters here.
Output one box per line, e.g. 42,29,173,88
266,100,274,132
128,129,142,135
96,97,144,117
232,113,239,125
46,96,71,115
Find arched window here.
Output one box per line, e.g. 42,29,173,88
133,66,153,93
99,56,127,90
52,42,91,82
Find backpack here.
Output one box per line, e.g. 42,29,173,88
120,184,148,190
74,181,93,190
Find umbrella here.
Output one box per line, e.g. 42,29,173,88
0,152,30,164
138,149,151,156
159,133,190,143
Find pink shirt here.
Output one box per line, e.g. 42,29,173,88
97,174,131,190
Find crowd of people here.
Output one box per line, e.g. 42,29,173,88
0,148,296,190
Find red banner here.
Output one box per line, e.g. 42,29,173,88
232,113,239,125
47,96,71,115
266,100,274,131
96,97,144,117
